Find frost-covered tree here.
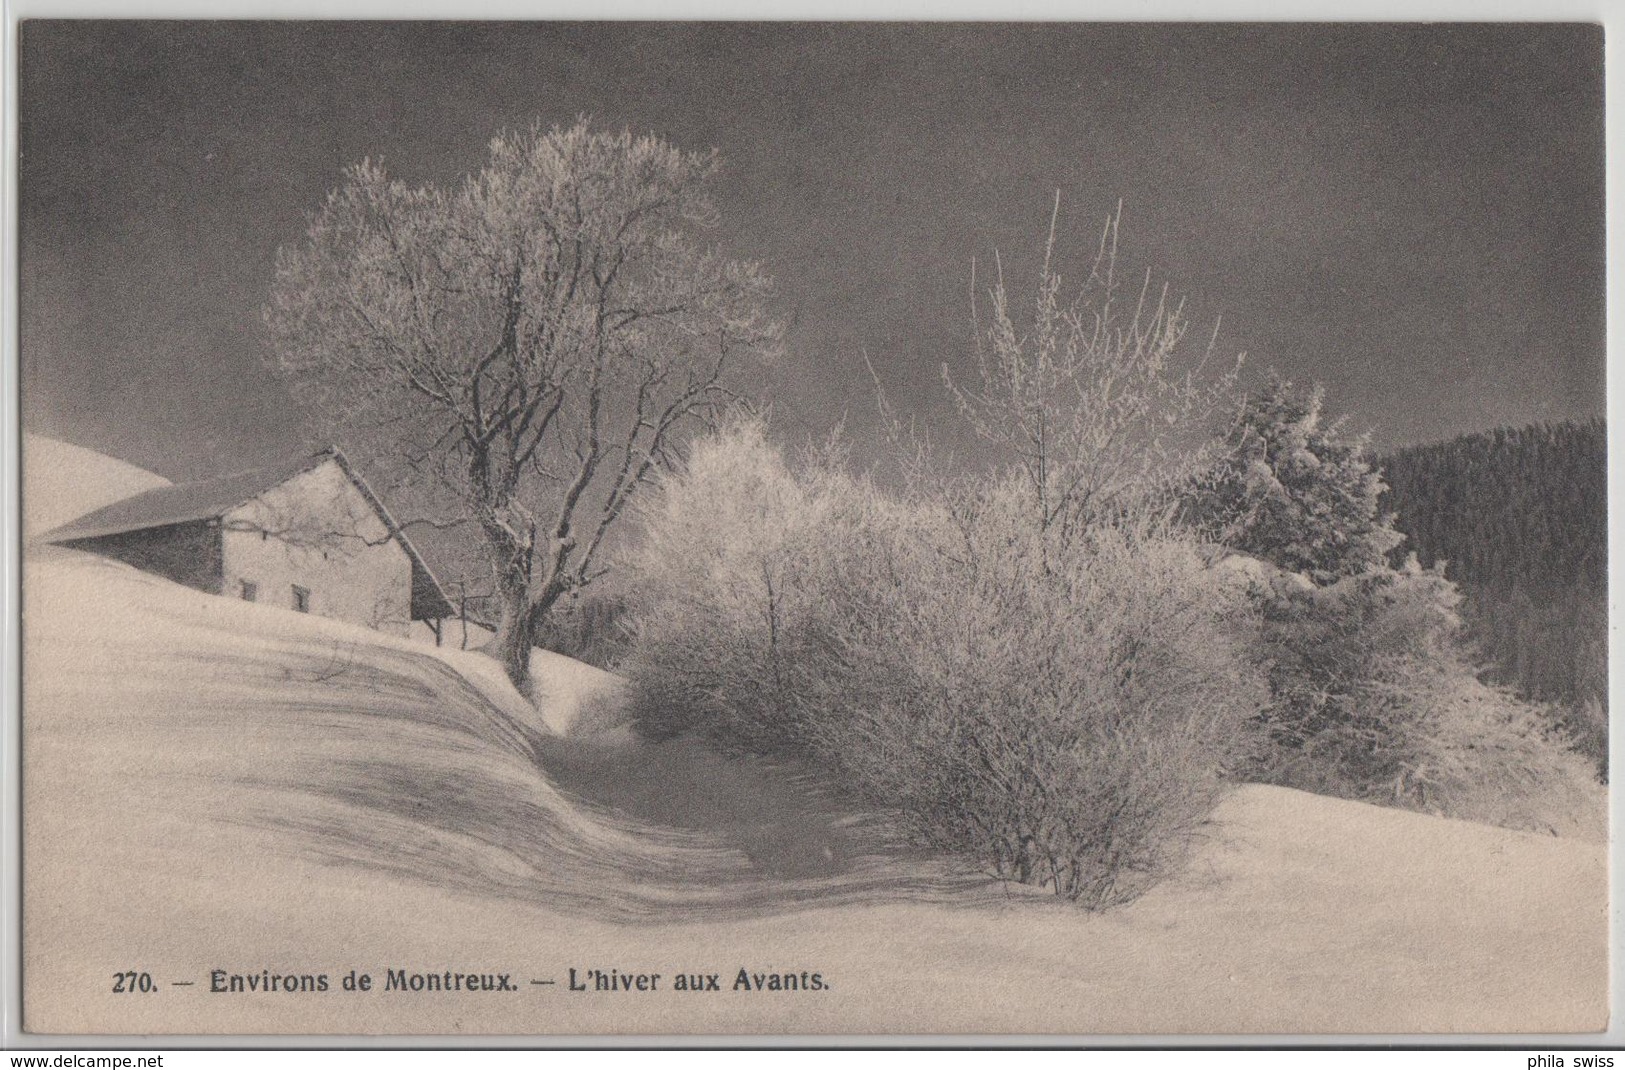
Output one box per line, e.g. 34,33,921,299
1202,379,1603,827
1194,375,1402,584
943,199,1241,544
265,120,781,687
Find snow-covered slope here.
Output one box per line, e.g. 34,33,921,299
21,548,1609,1036
22,432,172,539
414,620,631,738
22,548,753,900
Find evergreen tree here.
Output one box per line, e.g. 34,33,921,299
1195,375,1403,584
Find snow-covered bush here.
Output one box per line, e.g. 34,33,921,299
824,480,1267,906
625,418,1266,906
619,417,865,751
1244,561,1603,838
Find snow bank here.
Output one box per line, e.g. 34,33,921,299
22,432,171,538
22,548,763,918
527,647,631,738
409,620,631,738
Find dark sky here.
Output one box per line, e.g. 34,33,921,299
19,21,1605,483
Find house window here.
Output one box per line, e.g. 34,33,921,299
292,585,311,613
239,580,257,602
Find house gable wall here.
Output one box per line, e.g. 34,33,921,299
221,459,413,635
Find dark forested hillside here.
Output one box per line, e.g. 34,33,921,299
1379,419,1607,770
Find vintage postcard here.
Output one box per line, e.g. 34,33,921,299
11,21,1611,1042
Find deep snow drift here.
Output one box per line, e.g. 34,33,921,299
23,432,172,538
22,548,1609,1036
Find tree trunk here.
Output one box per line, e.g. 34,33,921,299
489,572,572,692
480,513,537,691
490,579,534,691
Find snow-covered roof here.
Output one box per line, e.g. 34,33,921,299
44,447,456,619
43,453,326,542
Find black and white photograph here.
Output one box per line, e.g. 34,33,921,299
9,20,1611,1041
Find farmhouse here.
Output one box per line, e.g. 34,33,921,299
43,447,454,637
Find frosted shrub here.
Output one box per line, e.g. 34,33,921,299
626,420,1266,906
621,417,866,751
1247,563,1604,837
1406,672,1604,839
823,484,1266,906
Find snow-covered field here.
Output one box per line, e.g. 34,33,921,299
22,547,1609,1037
